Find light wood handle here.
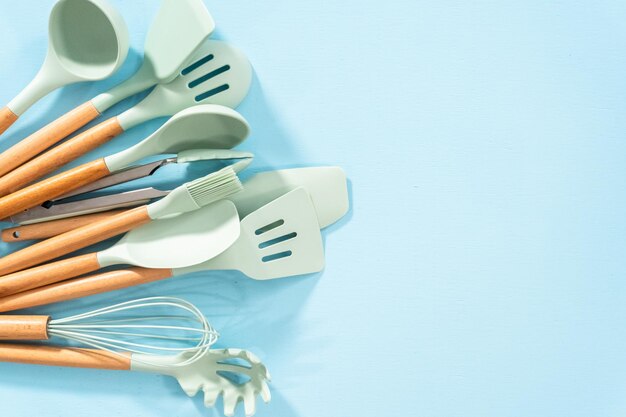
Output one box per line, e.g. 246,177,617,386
2,210,127,242
0,158,112,220
0,253,101,297
0,343,131,370
0,205,151,276
0,101,101,177
0,267,173,312
0,315,49,340
0,106,18,136
0,117,123,197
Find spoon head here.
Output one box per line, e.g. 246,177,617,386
100,200,240,269
153,105,250,154
105,105,250,172
48,0,129,80
143,0,215,82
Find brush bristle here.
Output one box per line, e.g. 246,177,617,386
186,166,243,207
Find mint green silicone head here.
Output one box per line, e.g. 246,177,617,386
8,0,129,115
97,200,240,269
48,0,128,80
104,105,250,172
143,0,215,82
90,0,215,113
116,40,254,130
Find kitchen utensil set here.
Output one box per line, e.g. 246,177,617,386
0,1,349,415
0,0,215,176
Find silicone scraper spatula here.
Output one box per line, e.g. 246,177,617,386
0,200,239,297
0,165,243,276
0,39,252,199
0,188,325,310
0,0,129,137
0,0,214,176
0,104,249,220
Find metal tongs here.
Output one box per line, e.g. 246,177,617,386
4,150,253,225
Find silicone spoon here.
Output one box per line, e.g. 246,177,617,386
0,40,252,199
0,0,128,136
0,105,249,219
0,200,239,296
0,0,215,177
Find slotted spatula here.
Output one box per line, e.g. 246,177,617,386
0,0,215,177
0,40,252,199
0,188,325,311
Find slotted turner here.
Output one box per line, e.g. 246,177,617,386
0,188,325,311
0,40,252,198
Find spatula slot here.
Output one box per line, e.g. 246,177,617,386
216,370,252,386
255,219,284,235
195,84,230,102
258,232,297,249
217,357,253,369
261,251,292,263
181,54,214,75
188,65,231,88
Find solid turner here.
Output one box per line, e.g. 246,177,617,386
0,188,325,311
1,166,347,241
0,0,215,176
0,200,240,297
0,40,253,198
0,105,249,219
0,346,270,416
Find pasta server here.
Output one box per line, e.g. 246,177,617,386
0,0,214,175
0,187,326,310
0,200,240,297
0,0,129,136
0,104,250,220
0,345,270,416
3,167,348,241
0,40,253,199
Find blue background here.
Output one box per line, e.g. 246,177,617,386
1,0,626,416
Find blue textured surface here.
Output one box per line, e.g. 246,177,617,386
1,1,626,416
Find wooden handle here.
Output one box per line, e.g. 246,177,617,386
0,253,101,297
0,158,112,219
0,106,18,136
0,267,173,312
0,101,100,177
2,210,127,242
0,343,131,370
0,117,123,197
0,315,49,340
0,206,151,276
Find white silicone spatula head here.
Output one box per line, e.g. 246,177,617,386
177,187,325,280
104,105,250,172
92,0,216,112
117,40,253,130
231,167,349,228
97,200,240,269
7,0,129,116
